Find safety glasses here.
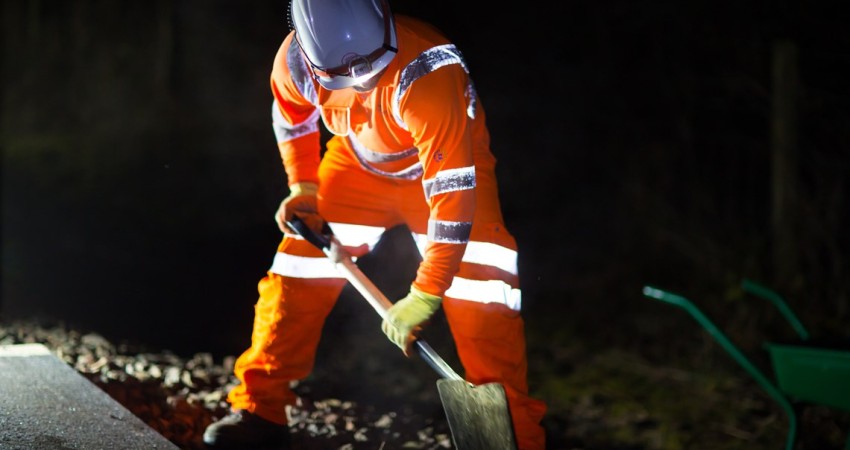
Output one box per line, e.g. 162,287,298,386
295,0,397,82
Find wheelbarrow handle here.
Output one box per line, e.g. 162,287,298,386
741,279,810,341
286,215,464,382
642,285,799,450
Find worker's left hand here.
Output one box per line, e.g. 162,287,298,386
381,286,442,354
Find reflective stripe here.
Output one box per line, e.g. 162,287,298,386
283,222,385,249
411,233,518,275
326,222,385,249
270,222,386,279
410,232,428,255
348,135,423,180
463,241,518,275
465,79,478,119
445,277,522,311
422,166,476,200
392,44,477,131
272,100,319,143
269,253,343,279
349,134,418,163
273,37,320,145
427,219,471,244
286,38,318,105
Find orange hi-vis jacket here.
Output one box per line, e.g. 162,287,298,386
270,15,498,300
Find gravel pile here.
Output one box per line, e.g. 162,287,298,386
0,320,453,450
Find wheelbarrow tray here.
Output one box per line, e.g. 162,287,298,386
765,340,850,412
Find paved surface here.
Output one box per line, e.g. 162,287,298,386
0,343,179,450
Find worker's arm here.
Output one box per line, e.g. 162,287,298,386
382,63,477,352
269,33,324,233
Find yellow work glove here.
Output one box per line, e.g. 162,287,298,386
276,182,321,234
381,286,442,354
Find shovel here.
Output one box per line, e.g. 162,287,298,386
287,216,518,450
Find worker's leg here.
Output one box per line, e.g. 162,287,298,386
226,236,346,424
228,137,406,424
404,163,547,450
440,224,547,450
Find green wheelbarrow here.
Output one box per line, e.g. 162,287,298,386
643,280,850,450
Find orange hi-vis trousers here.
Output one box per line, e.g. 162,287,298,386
227,138,547,450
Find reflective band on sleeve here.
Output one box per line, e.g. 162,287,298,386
422,166,476,200
392,44,477,130
269,253,344,279
445,277,522,311
427,219,471,244
285,38,318,105
272,100,319,143
411,232,518,275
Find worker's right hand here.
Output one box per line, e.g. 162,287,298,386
381,286,443,356
276,182,322,235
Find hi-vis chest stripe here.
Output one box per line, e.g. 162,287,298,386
272,100,319,143
350,135,418,163
422,166,476,200
349,134,423,180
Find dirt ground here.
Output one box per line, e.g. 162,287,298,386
4,283,850,450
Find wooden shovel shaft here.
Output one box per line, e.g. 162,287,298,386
334,256,393,320
329,248,464,381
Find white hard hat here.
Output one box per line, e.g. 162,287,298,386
290,0,398,90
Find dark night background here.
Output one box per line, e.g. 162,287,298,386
2,1,850,448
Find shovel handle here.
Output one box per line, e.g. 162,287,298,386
286,215,464,381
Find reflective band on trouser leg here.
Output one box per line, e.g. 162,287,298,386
444,277,521,311
270,252,342,278
410,233,519,276
227,238,346,424
442,298,547,450
272,222,387,276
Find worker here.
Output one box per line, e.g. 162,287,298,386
202,0,547,448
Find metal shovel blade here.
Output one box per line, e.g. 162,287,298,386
436,379,517,450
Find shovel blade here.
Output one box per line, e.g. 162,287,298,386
436,379,517,450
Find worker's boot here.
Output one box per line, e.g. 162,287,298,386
202,409,290,448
